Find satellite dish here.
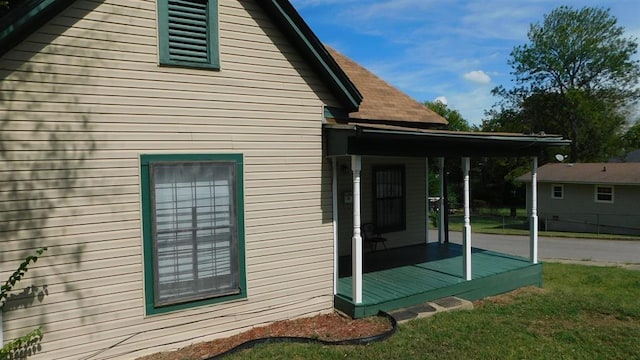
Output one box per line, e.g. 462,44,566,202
555,154,566,162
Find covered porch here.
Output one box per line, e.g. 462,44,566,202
325,124,570,318
335,241,541,318
321,48,569,319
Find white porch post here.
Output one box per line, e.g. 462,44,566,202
462,157,472,280
425,158,429,244
331,157,339,295
351,155,363,304
530,157,539,264
438,157,445,245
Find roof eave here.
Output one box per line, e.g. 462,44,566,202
0,0,76,58
324,124,571,158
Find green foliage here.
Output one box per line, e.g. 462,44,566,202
1,247,47,360
428,166,460,208
510,6,639,96
424,101,471,131
622,121,640,152
0,328,42,360
490,6,640,162
0,247,47,309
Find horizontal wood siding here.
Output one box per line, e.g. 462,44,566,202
0,0,339,359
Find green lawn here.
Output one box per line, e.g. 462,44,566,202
228,263,640,359
446,210,640,240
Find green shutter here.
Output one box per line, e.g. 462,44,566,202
158,0,220,69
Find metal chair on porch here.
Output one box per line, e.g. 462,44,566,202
361,223,387,251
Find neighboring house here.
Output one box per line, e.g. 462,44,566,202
0,1,569,359
517,163,640,236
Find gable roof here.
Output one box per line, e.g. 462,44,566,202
257,1,361,112
326,47,448,128
0,0,362,112
517,163,640,185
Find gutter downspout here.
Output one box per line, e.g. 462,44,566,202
530,157,539,264
332,157,338,295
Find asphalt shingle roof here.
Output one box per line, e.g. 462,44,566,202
517,163,640,185
326,46,448,127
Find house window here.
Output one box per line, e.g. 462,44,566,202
373,165,405,232
551,184,564,199
595,185,614,203
141,154,245,315
158,0,220,69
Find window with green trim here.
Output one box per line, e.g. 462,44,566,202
141,154,245,315
157,0,220,69
373,165,406,232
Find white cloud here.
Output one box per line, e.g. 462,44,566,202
463,70,491,84
447,87,497,126
434,96,448,105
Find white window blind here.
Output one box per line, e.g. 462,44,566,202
151,162,238,306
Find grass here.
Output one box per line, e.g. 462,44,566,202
226,263,640,359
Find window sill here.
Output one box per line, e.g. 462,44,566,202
159,61,221,71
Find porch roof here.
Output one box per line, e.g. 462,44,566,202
324,123,571,157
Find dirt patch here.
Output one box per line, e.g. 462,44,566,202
473,286,547,307
136,312,392,360
529,313,636,336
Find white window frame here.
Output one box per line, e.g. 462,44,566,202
594,185,614,204
551,184,564,199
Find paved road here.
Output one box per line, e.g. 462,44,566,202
430,230,640,265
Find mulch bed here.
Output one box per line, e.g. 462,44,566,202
136,312,393,360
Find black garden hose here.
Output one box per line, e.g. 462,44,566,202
206,311,398,359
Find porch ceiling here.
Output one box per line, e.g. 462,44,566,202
324,123,571,158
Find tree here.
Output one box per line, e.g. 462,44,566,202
424,101,471,131
424,101,470,211
492,6,640,162
622,121,640,151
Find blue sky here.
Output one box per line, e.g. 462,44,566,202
290,0,640,126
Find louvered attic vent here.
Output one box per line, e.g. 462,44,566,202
159,0,219,69
168,0,208,62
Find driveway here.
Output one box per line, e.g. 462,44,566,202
432,230,640,265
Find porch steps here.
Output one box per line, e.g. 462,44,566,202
389,296,473,323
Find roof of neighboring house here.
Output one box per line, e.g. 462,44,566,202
516,163,640,185
0,0,362,112
326,47,448,128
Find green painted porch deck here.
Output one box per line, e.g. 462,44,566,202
335,243,542,318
